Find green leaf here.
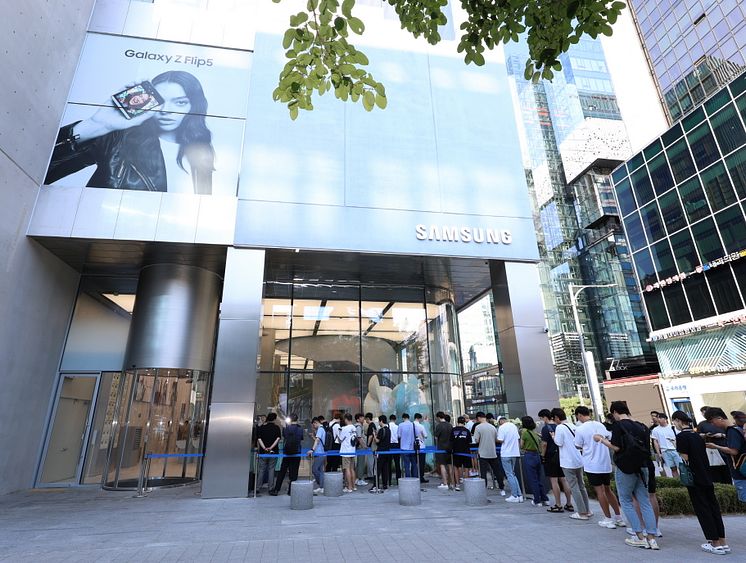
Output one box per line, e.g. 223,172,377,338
342,0,354,18
282,28,295,49
348,17,365,34
290,105,299,120
374,93,387,109
362,90,375,111
334,16,345,31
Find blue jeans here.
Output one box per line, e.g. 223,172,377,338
312,455,325,488
523,451,548,503
615,467,657,534
402,454,417,478
501,456,522,498
735,479,746,502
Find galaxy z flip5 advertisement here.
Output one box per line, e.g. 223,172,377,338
45,34,252,196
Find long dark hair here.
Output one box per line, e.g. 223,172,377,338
151,71,214,174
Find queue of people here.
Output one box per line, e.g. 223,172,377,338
252,401,746,556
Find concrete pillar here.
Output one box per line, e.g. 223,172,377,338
124,264,221,371
398,477,422,506
323,472,343,497
290,480,314,510
490,261,558,418
463,477,489,506
201,248,265,498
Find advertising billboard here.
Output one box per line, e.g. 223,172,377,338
44,33,252,197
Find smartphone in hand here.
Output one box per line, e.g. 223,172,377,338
112,81,164,119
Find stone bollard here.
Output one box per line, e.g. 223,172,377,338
290,480,314,510
463,477,489,506
398,477,422,506
323,471,344,497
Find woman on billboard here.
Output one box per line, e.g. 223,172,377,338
45,71,214,194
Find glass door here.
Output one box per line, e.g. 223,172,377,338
37,373,99,486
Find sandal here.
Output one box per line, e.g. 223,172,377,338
564,504,574,512
547,505,564,513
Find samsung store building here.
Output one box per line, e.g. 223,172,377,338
21,0,557,498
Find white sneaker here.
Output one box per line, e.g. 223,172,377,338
598,518,616,529
454,486,461,491
437,483,449,489
500,489,506,496
625,537,650,549
343,488,351,493
313,487,323,495
654,529,663,537
647,539,660,551
356,479,367,486
615,519,626,528
505,495,523,503
701,543,726,555
488,485,495,490
626,528,636,536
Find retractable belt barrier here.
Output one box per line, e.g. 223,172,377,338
145,453,204,459
254,446,480,458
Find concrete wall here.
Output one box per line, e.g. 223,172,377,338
0,0,95,494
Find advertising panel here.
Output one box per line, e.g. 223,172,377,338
44,33,252,197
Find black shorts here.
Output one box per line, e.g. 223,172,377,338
646,459,656,493
453,452,471,468
544,454,564,478
586,472,611,487
435,452,451,466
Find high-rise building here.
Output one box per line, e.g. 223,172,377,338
611,1,746,418
504,36,655,400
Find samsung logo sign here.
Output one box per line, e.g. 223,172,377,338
415,225,512,244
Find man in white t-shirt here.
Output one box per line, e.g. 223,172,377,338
497,417,523,502
338,414,358,492
651,413,681,478
574,406,624,529
551,407,591,520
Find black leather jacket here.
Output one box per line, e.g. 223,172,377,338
45,122,211,194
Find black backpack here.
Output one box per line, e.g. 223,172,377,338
323,422,336,452
284,424,302,455
614,420,650,475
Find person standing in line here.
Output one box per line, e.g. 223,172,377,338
697,406,732,484
594,401,660,550
371,415,392,492
651,413,682,478
308,417,325,495
538,409,573,512
354,413,368,486
365,412,377,482
704,407,746,503
269,413,304,496
255,412,281,493
519,416,548,506
473,412,504,495
497,416,523,502
434,411,454,490
338,413,358,492
671,410,730,555
464,413,478,476
551,408,591,520
398,413,416,478
326,412,342,472
388,414,401,484
573,406,624,528
731,411,746,436
451,416,472,491
413,413,429,483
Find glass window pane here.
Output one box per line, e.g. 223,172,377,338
640,201,664,242
628,152,645,172
634,248,657,288
611,164,628,185
630,167,655,206
670,229,699,272
624,212,647,252
701,162,737,208
648,153,675,195
704,88,731,115
682,106,705,131
687,122,721,170
644,291,670,330
710,103,746,155
658,190,687,233
737,95,746,127
725,146,746,199
662,284,692,325
715,205,746,253
706,267,743,314
679,176,711,222
691,218,724,262
667,138,697,182
614,177,637,216
730,74,746,98
683,275,716,320
651,240,677,278
731,260,746,298
426,286,461,374
643,139,663,160
661,122,683,146
261,285,292,372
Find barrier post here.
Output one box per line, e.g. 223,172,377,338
253,450,259,498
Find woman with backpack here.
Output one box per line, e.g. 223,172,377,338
594,401,660,550
671,410,729,555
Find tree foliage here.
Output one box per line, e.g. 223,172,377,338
272,0,627,119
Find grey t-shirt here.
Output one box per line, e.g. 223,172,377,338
474,422,498,458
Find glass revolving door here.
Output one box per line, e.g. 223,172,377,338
103,368,210,490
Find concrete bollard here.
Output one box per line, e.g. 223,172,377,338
323,471,344,497
463,478,489,506
290,480,314,510
398,477,422,506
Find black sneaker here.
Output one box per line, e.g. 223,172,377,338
269,490,278,496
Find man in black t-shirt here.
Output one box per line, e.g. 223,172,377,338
372,415,392,491
434,411,454,490
451,417,471,490
704,407,746,503
256,413,281,492
270,413,304,496
538,409,572,512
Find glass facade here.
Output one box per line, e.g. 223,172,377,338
256,281,464,446
612,72,746,332
630,0,746,122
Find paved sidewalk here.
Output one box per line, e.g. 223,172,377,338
0,480,744,562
